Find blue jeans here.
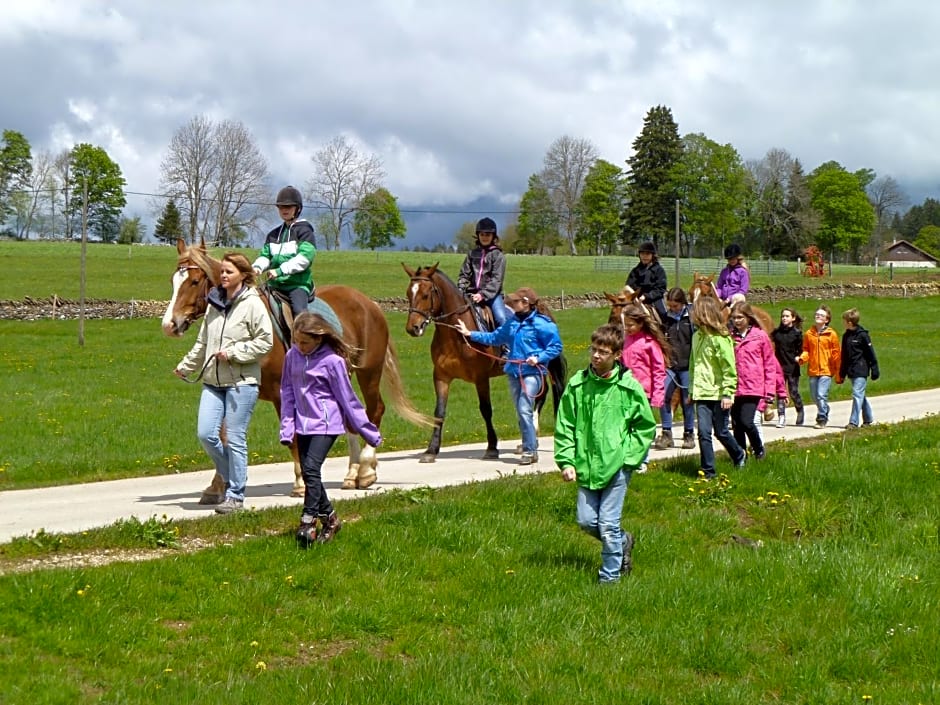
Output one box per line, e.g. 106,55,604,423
487,293,508,327
809,375,832,423
577,468,631,582
507,374,541,453
197,383,260,501
848,377,873,426
660,369,694,433
695,400,744,477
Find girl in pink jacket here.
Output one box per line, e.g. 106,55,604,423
620,304,671,471
729,302,777,460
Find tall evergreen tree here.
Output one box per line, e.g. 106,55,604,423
154,199,184,244
622,105,682,250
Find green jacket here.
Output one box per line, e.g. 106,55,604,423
253,220,317,294
689,331,738,401
554,363,656,490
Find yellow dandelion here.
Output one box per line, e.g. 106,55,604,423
250,640,259,647
164,668,173,673
255,661,267,671
505,569,515,575
756,496,764,503
285,575,294,585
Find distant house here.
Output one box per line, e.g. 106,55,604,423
880,239,939,268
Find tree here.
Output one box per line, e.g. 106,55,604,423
674,133,747,256
118,215,145,244
915,224,940,257
453,221,477,253
154,199,184,244
352,187,406,250
867,175,907,254
159,115,269,245
807,162,875,262
540,135,598,255
16,149,57,240
623,105,682,250
575,159,624,255
896,198,940,241
0,130,32,226
307,135,385,250
516,173,562,254
67,143,126,241
744,149,818,257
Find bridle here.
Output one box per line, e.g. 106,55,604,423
407,274,470,329
176,262,213,322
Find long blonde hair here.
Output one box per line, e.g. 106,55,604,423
292,312,358,368
691,296,729,336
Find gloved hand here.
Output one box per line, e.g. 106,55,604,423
871,367,880,381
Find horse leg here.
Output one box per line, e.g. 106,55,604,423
343,433,362,490
476,379,499,460
199,420,228,504
290,437,304,498
353,367,384,487
421,377,450,463
357,443,378,489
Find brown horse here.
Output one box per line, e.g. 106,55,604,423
688,272,774,334
162,239,430,499
402,262,567,463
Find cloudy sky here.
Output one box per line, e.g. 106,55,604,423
2,0,939,246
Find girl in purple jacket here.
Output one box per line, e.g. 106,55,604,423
281,312,382,547
728,302,776,460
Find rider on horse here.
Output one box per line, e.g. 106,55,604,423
457,217,507,328
714,243,750,307
625,241,668,321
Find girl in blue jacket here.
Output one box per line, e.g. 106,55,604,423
456,286,563,466
280,312,381,547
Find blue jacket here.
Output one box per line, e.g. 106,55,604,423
469,310,563,377
279,343,381,446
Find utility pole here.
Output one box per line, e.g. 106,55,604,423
674,199,680,283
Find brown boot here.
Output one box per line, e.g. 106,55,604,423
317,511,342,543
653,429,674,450
682,430,696,449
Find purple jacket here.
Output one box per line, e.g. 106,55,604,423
715,264,750,301
279,344,381,446
731,326,776,398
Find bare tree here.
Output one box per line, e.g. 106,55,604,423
16,149,56,239
867,175,908,251
540,135,598,255
307,135,385,250
53,149,72,239
160,115,217,243
210,119,269,245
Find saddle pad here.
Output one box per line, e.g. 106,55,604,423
309,297,344,337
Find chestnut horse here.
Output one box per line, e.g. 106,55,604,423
688,272,774,334
162,239,430,499
402,262,567,463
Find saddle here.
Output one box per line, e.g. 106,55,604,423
265,288,344,346
466,296,497,332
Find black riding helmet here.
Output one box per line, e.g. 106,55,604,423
475,217,499,242
638,241,657,255
276,185,303,216
724,242,743,259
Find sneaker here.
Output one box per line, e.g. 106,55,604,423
636,462,648,474
317,511,342,544
754,449,766,460
296,521,318,548
621,532,635,576
518,452,538,465
845,423,859,430
734,454,747,468
814,420,827,429
862,421,873,427
214,497,243,515
776,416,785,428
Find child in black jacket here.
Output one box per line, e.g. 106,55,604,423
837,307,880,428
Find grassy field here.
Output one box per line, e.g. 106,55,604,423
2,296,940,492
0,422,937,703
2,239,939,302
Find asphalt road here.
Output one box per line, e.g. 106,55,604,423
1,388,937,544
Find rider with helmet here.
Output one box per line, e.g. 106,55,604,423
457,217,507,327
714,242,750,306
625,241,668,320
252,185,317,317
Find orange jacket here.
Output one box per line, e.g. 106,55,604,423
799,325,842,378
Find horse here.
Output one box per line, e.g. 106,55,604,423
162,238,430,500
402,262,567,463
688,272,774,334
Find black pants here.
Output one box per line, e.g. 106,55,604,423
783,371,803,411
731,395,763,455
297,434,338,521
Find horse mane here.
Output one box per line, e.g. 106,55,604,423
417,265,458,291
179,244,218,282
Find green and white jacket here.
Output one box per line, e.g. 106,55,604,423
252,220,317,294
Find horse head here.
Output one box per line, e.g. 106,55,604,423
688,272,715,303
403,262,448,337
161,238,220,337
605,286,639,326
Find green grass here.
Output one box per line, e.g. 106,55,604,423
2,295,939,492
0,422,937,703
2,240,938,301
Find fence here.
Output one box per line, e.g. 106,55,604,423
593,257,790,276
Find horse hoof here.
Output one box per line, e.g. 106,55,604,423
290,485,305,498
419,454,437,464
341,478,357,490
357,471,377,489
481,449,500,460
198,492,224,505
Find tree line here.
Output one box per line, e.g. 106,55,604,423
2,105,938,260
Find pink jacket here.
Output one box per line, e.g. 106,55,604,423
731,326,776,399
622,331,666,407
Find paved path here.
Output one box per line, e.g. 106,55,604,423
1,389,937,543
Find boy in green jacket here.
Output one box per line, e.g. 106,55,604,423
555,324,656,584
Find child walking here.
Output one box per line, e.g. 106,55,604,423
252,185,317,317
555,324,656,584
654,287,696,450
799,305,841,429
280,312,382,547
689,296,747,478
771,308,805,426
729,302,777,460
457,217,507,327
837,307,880,428
619,303,671,472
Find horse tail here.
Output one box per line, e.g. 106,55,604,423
547,354,569,419
382,338,437,427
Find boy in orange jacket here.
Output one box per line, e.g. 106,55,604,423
799,305,841,428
